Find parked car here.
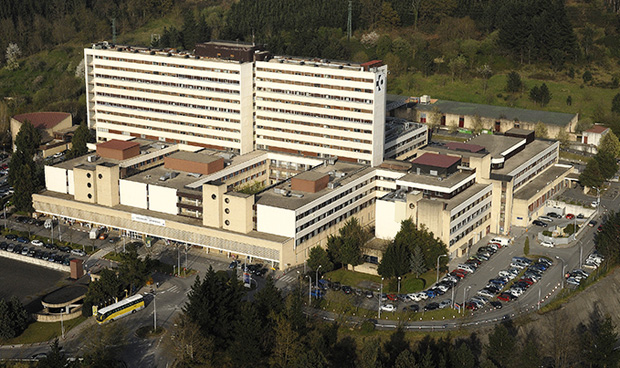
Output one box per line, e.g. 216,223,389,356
16,237,29,244
365,290,374,299
497,293,516,302
438,299,452,309
532,220,548,227
565,213,575,219
591,200,599,208
540,240,554,248
547,212,561,218
424,302,440,311
577,213,585,219
490,301,503,309
5,234,16,240
380,304,396,312
70,249,86,256
589,220,597,227
31,239,43,247
538,216,553,222
342,286,353,295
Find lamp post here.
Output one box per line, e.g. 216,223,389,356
593,186,601,217
462,286,471,315
555,256,566,289
305,275,312,305
315,265,322,297
378,277,384,319
152,291,157,331
3,203,6,230
397,276,401,294
60,306,65,339
436,254,448,284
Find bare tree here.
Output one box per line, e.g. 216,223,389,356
5,43,21,71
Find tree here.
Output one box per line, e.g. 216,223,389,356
583,70,593,84
579,158,604,189
485,324,516,368
5,43,21,70
269,313,303,368
428,106,443,133
9,120,42,213
566,95,572,106
529,86,540,104
556,130,570,149
448,55,467,82
534,122,548,139
451,343,475,368
377,241,409,278
506,71,523,93
612,93,620,114
307,246,333,274
409,246,427,278
378,2,401,29
599,131,620,157
38,338,79,368
332,218,368,270
0,296,29,340
595,151,618,180
580,315,620,368
472,114,485,133
477,64,493,93
68,123,91,158
81,323,127,367
539,83,552,106
168,314,216,367
395,349,418,368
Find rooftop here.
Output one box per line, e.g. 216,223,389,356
585,125,609,134
97,139,140,151
411,152,461,168
256,161,374,210
442,183,493,211
125,164,207,191
493,140,556,176
294,171,328,182
167,151,222,165
416,100,577,126
266,55,367,72
513,165,573,200
443,142,486,153
467,134,524,159
398,169,476,189
12,112,70,130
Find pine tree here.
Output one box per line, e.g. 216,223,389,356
68,123,91,159
599,131,620,157
612,93,620,114
529,86,540,104
307,246,333,274
506,71,523,93
409,246,427,278
595,151,618,180
539,83,552,106
579,158,604,188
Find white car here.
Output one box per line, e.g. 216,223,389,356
416,292,428,300
30,239,43,247
538,216,553,222
407,293,420,302
591,200,599,208
540,241,554,248
457,264,475,273
71,249,86,256
477,289,495,298
380,304,396,312
509,288,524,297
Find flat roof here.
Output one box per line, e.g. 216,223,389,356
294,171,328,182
416,100,577,126
513,165,573,200
256,161,374,210
493,140,556,176
421,145,488,159
443,142,485,153
467,134,524,159
505,128,534,136
167,151,221,165
97,139,140,151
125,165,206,191
398,169,476,189
412,152,460,168
443,183,493,211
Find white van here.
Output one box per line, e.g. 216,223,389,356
489,236,512,247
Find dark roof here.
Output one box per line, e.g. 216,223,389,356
416,100,577,126
411,152,460,168
12,112,70,129
97,139,140,151
444,142,485,153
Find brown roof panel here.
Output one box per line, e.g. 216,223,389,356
444,142,485,153
411,152,461,168
97,139,140,151
586,125,608,134
12,112,70,129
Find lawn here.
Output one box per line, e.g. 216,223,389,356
4,316,87,345
391,69,620,122
324,268,437,293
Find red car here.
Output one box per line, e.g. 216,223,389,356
386,294,398,301
488,242,502,249
497,293,516,302
451,269,467,277
519,278,534,286
597,225,603,232
565,213,575,219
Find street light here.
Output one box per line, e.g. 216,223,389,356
378,277,384,319
3,203,7,230
436,254,448,284
152,291,157,331
593,186,601,217
462,286,471,315
305,275,312,305
555,256,566,289
397,276,401,294
315,265,322,297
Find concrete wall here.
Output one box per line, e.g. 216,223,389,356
45,166,70,194
0,251,70,272
95,164,120,207
148,184,178,215
119,180,147,209
256,205,296,238
73,166,97,203
222,193,254,234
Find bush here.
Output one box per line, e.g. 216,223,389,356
524,237,530,256
360,320,375,333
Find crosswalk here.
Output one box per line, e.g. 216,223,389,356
278,274,297,283
159,285,182,294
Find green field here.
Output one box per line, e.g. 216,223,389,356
4,316,87,345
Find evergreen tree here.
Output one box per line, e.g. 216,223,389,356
0,297,29,340
566,95,572,106
485,324,516,368
599,131,620,157
613,93,620,114
68,123,91,158
451,343,475,368
394,349,418,368
580,315,620,368
9,120,42,213
307,246,333,274
38,338,76,368
335,218,367,270
583,70,593,84
595,151,618,180
579,158,604,189
181,9,198,50
505,71,523,93
529,86,540,104
409,245,427,278
377,241,409,278
539,83,552,106
228,304,265,367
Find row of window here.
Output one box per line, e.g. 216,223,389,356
257,96,372,114
295,177,375,221
513,150,557,190
98,119,241,143
95,64,240,85
256,77,372,94
296,189,374,233
450,190,492,222
256,115,372,134
97,102,240,123
97,92,240,114
257,87,373,104
95,55,241,74
219,161,267,181
256,66,373,83
93,73,240,95
226,172,267,191
256,125,371,145
450,202,492,235
96,83,240,105
257,135,372,155
98,109,240,132
449,213,491,246
295,197,375,246
257,106,372,125
384,133,427,156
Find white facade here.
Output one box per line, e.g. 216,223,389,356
256,205,296,238
147,184,178,215
119,180,148,209
255,58,387,166
84,45,254,154
45,166,70,194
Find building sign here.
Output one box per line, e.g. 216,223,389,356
131,214,166,227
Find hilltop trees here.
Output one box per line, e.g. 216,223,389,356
9,120,42,213
0,296,29,340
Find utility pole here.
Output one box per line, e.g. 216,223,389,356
112,18,117,44
153,292,157,331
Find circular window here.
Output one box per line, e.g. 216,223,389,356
224,198,230,204
225,220,230,226
98,174,103,179
225,208,230,214
409,203,415,209
211,194,217,200
86,173,91,178
87,193,92,199
87,183,92,188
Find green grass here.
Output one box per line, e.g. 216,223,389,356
325,268,383,287
325,269,437,293
103,251,124,263
3,316,86,345
391,70,620,122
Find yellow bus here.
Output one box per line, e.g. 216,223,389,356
95,294,145,324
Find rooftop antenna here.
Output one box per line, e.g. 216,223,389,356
347,0,352,40
112,18,117,44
